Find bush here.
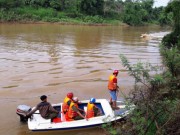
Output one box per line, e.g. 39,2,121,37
82,15,104,23
160,45,180,78
117,54,180,135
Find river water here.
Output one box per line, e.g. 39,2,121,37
0,23,169,135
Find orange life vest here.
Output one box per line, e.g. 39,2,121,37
108,75,117,90
86,102,96,118
68,102,78,119
62,97,72,113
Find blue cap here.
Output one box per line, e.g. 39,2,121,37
90,98,96,103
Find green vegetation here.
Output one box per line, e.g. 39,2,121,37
118,55,179,135
1,1,179,135
0,0,172,26
101,1,179,134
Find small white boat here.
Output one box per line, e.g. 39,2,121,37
17,99,134,131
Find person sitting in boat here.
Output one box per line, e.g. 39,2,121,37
62,92,74,114
26,95,59,120
86,98,102,118
68,97,88,121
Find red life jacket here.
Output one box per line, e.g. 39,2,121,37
108,75,117,90
68,102,78,119
86,102,95,118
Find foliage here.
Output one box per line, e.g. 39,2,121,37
0,7,55,22
103,0,123,19
119,54,163,88
158,8,173,26
118,4,180,133
0,0,23,10
160,45,180,78
122,1,145,25
165,1,180,34
161,0,180,90
0,0,168,25
162,0,180,49
81,15,104,23
119,54,180,135
80,0,104,16
102,123,118,135
49,0,61,11
122,0,161,26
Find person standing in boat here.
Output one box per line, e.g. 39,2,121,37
26,95,59,119
86,98,102,118
62,92,74,114
68,97,88,121
108,70,120,110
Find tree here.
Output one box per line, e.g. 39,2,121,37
141,0,154,22
0,0,23,9
103,0,124,18
62,0,81,13
161,0,180,79
162,0,180,49
80,0,104,15
165,0,180,36
49,0,62,11
123,1,148,25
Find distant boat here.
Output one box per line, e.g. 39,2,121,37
16,99,134,131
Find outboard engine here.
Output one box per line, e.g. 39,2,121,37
16,105,32,122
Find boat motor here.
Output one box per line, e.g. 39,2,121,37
16,105,32,122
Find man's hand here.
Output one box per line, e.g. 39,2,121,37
85,117,88,121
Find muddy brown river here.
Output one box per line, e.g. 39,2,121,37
0,23,169,135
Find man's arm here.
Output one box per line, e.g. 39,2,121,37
72,106,88,121
113,78,119,90
27,106,38,116
77,107,85,112
77,111,86,119
49,104,59,113
93,106,102,116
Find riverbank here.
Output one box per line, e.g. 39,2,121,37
0,6,165,27
0,7,125,26
0,20,128,27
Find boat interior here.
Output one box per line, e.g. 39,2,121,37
52,102,105,123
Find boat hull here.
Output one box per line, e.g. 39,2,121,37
28,99,133,131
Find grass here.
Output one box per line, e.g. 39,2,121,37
0,7,123,25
